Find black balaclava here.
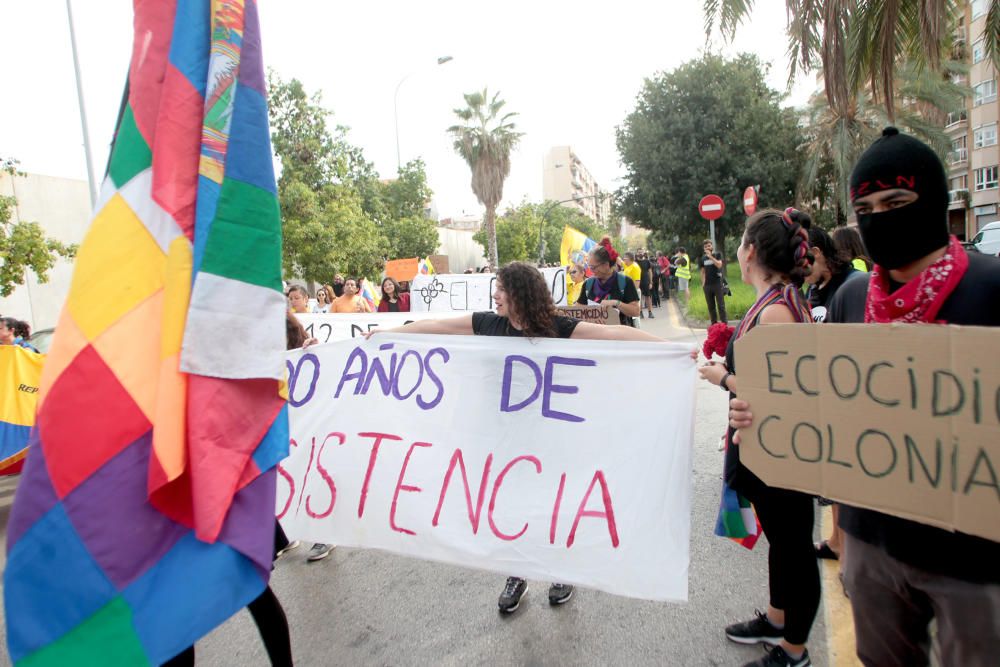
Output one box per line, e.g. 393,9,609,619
849,127,949,269
332,278,345,297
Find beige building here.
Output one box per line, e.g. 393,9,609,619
0,171,91,331
947,0,999,238
542,146,612,225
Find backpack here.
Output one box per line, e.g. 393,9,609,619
584,273,629,302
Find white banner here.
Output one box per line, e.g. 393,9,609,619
297,312,448,344
410,267,568,312
279,334,695,601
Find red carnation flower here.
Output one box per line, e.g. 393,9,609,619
703,322,735,359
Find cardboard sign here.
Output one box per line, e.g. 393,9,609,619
428,254,450,275
556,305,616,326
384,258,420,282
410,267,567,312
736,323,1000,542
280,334,696,601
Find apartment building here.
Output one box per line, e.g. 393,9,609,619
541,146,612,225
947,0,999,239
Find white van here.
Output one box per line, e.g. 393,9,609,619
970,221,1000,256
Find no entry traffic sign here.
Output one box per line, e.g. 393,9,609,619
743,186,758,215
698,194,725,221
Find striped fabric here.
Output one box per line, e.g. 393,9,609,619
3,2,288,664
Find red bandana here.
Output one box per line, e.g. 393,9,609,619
864,236,969,324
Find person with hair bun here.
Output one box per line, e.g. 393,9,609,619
699,208,819,667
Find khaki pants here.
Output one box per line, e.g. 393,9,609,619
843,533,1000,666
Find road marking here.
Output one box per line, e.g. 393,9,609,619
820,506,861,667
666,299,681,329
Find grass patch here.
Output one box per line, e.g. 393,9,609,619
683,263,756,324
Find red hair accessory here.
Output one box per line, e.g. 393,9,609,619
599,236,619,265
703,322,735,359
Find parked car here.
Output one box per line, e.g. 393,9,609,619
968,221,1000,256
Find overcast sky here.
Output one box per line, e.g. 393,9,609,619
1,1,818,219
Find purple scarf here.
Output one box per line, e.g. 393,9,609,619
590,272,618,301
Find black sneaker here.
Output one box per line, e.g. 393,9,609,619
742,646,810,667
498,576,527,613
725,609,784,646
647,311,655,318
548,583,574,605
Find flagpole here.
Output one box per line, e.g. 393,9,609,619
66,0,98,209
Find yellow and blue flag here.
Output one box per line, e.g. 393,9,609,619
0,346,43,475
560,226,597,269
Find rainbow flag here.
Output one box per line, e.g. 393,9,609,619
359,279,380,311
4,2,288,664
560,225,597,269
0,346,44,475
713,435,762,550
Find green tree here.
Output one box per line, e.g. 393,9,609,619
616,54,803,255
471,200,609,266
0,157,77,297
703,0,998,120
448,89,523,271
384,215,439,259
798,57,967,226
473,209,534,265
268,74,388,281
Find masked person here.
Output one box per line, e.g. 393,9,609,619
729,128,1000,667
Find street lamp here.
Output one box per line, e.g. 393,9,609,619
536,193,611,266
394,56,454,171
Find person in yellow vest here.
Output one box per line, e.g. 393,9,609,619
566,262,586,306
673,247,691,299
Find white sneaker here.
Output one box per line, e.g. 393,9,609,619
276,540,301,558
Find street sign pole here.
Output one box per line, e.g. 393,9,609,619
698,194,725,250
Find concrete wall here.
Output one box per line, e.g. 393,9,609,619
0,172,92,332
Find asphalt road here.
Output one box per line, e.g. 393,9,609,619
0,300,830,666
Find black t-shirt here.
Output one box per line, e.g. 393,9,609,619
700,253,723,286
387,300,400,313
576,272,640,325
638,258,652,286
830,251,1000,583
472,311,579,338
807,267,860,322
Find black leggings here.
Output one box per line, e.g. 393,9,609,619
162,586,292,666
744,485,820,645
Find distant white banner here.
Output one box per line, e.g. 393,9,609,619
296,312,447,344
410,267,568,312
279,334,695,601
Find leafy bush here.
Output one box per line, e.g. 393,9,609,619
683,263,757,324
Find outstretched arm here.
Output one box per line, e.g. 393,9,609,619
363,314,474,338
570,321,662,342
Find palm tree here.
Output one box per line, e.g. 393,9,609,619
447,88,523,271
703,0,997,120
798,57,969,221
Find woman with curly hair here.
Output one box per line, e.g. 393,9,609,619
365,260,669,612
